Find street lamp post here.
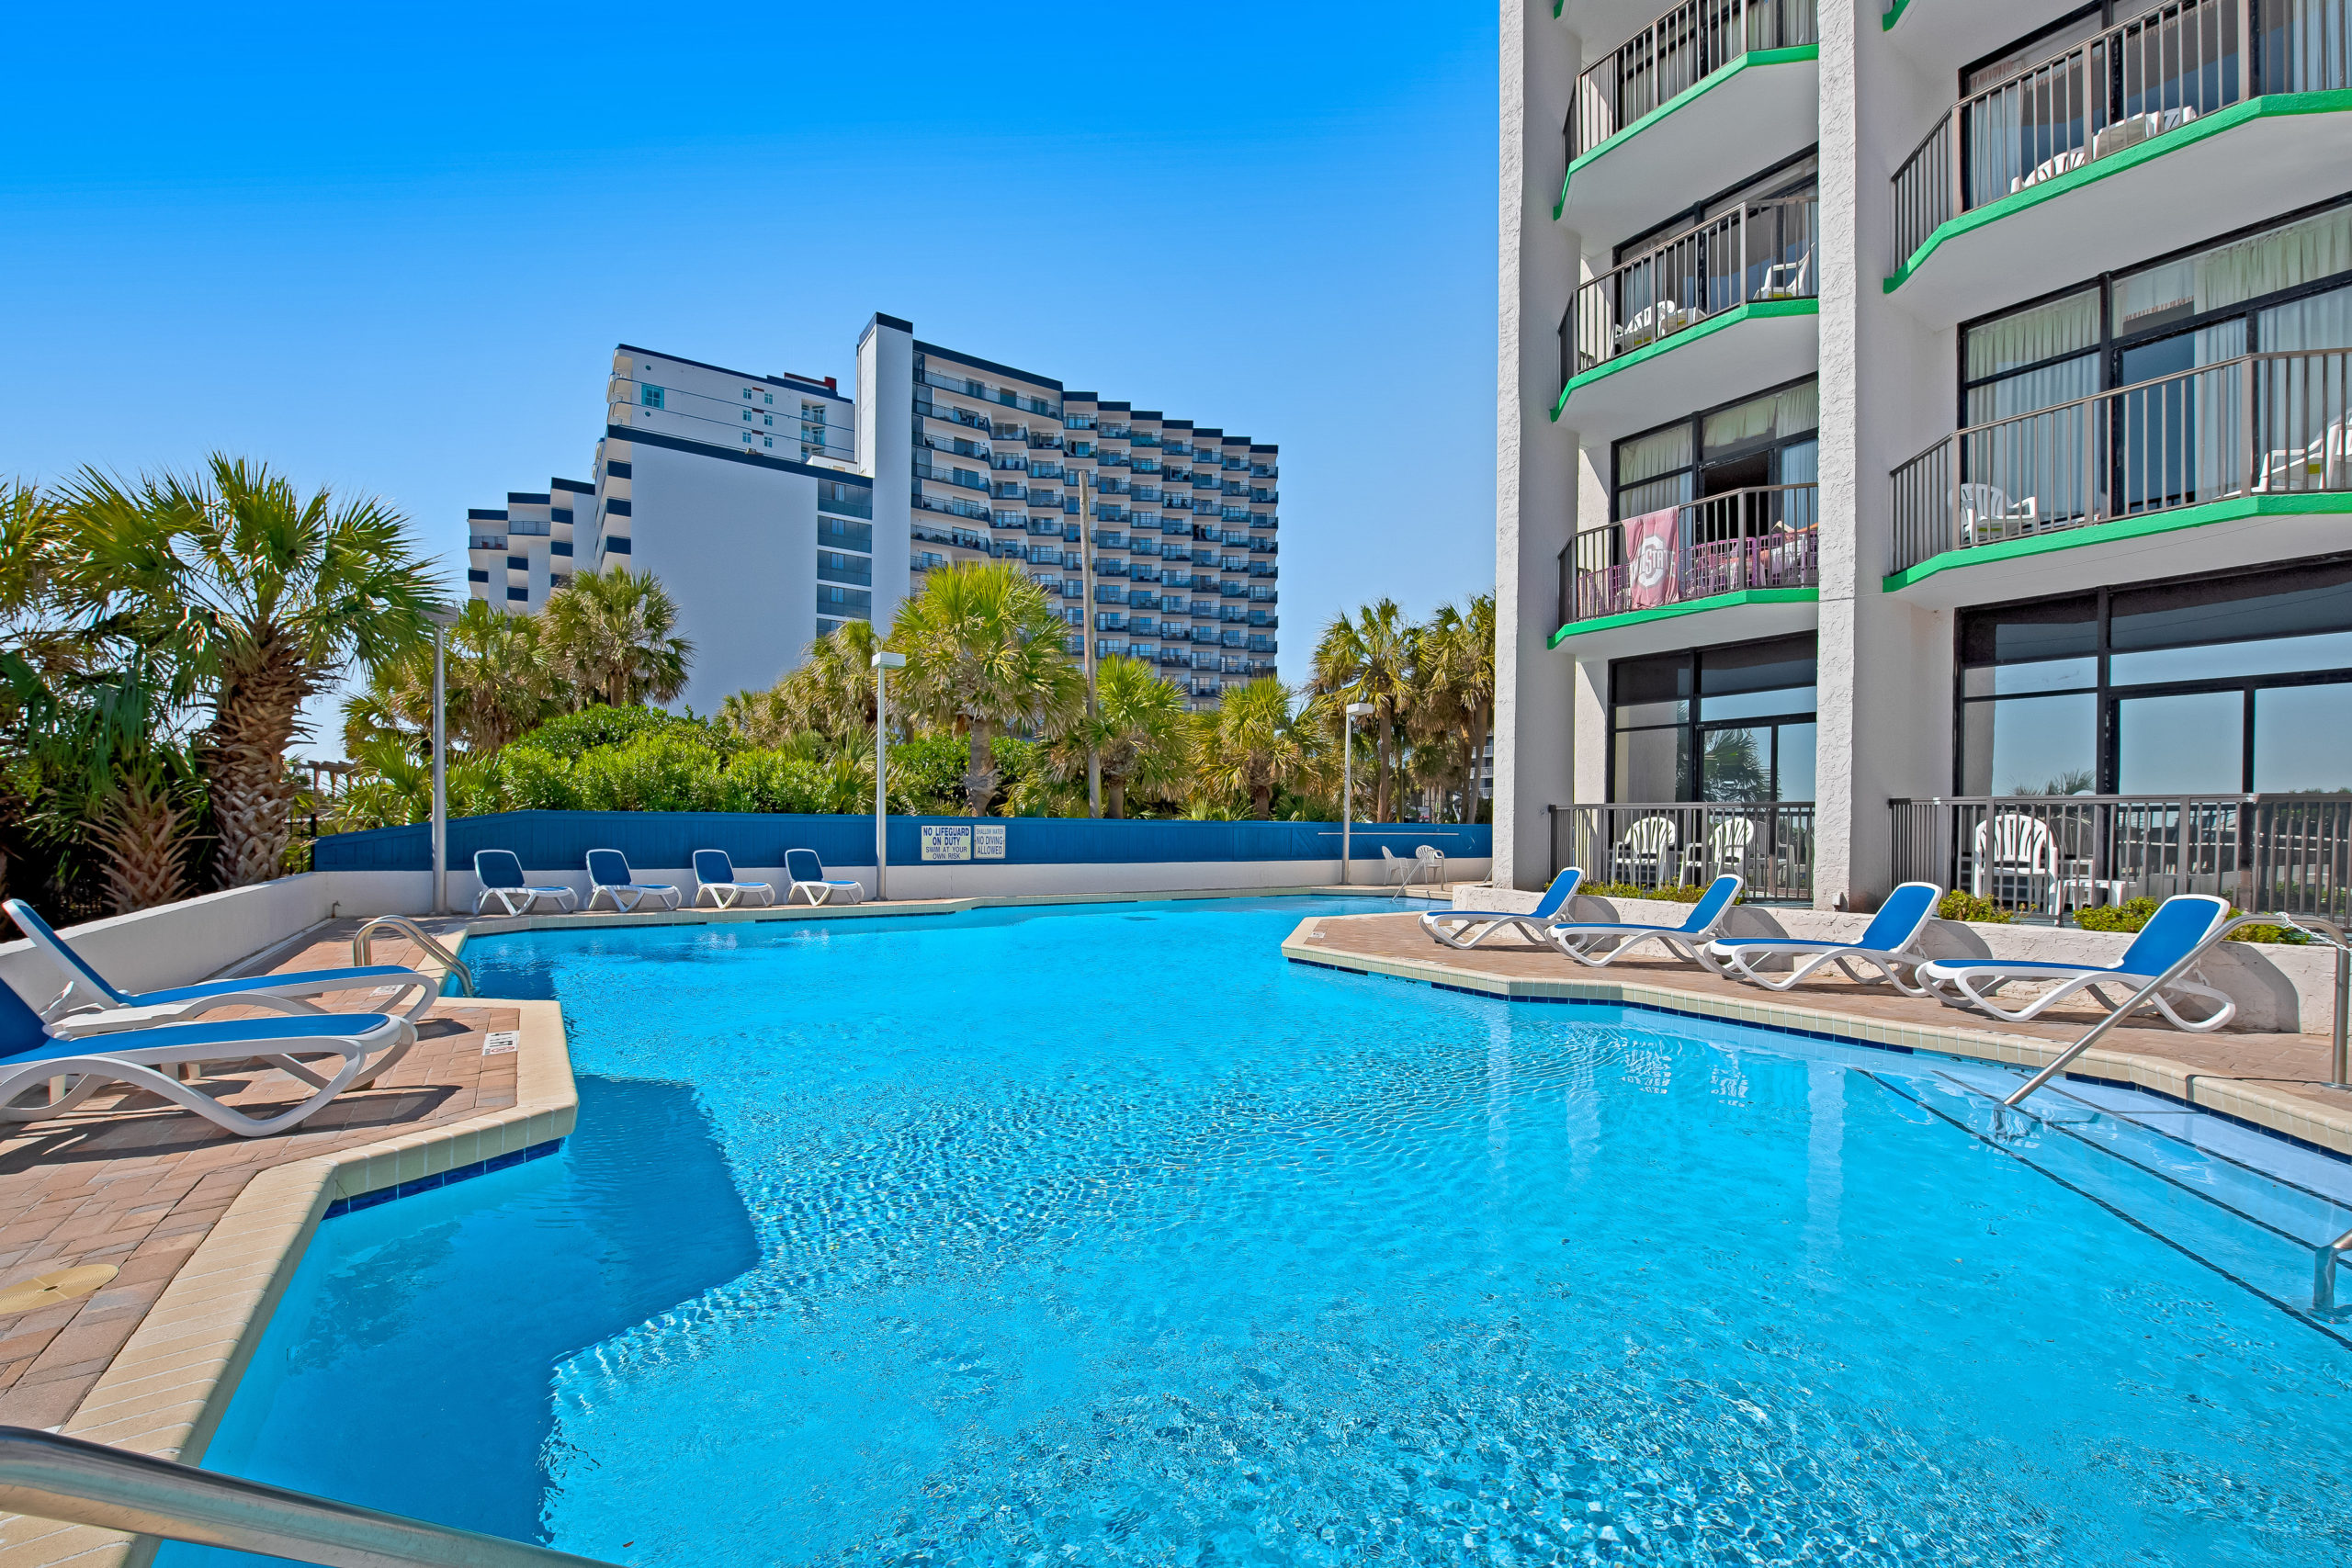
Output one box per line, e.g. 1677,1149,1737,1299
1079,468,1100,818
425,608,460,914
1340,700,1374,886
872,650,907,900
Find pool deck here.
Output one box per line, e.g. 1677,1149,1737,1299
1286,912,2352,1160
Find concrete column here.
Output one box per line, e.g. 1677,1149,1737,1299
859,316,915,637
1495,2,1585,890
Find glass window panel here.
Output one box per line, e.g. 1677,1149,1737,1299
1615,424,1692,486
1700,728,1772,802
1960,597,2098,666
1613,652,1690,707
1960,694,2098,795
2110,564,2352,651
1699,634,1815,695
1613,726,1690,802
1962,657,2099,697
1615,470,1692,521
1614,702,1688,728
2255,683,2352,792
2114,260,2200,337
2257,280,2352,352
2117,692,2245,794
1964,354,2098,424
1702,381,1818,458
1702,685,1817,722
2179,205,2352,318
1775,722,1818,801
2112,629,2352,685
1965,290,2099,380
1776,438,1818,489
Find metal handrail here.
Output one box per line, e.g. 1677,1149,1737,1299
2001,910,2289,1107
0,1426,616,1568
2318,1224,2352,1316
353,916,476,998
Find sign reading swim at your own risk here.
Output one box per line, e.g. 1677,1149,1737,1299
922,826,972,862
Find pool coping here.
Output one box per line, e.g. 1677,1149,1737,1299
0,999,576,1568
1280,922,2352,1163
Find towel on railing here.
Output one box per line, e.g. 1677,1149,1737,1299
1625,506,1681,610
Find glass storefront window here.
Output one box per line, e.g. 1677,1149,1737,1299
1961,692,2098,795
1611,636,1815,802
2117,692,2244,795
2255,685,2352,792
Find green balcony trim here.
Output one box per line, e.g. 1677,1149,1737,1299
1884,90,2352,293
1548,298,1818,423
1549,588,1817,649
1880,491,2352,592
1552,45,1820,220
1882,0,1915,28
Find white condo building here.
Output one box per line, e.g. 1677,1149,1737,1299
468,318,1280,715
1500,0,2352,912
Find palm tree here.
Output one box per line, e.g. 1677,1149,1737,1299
1413,592,1497,821
61,456,442,888
1054,657,1192,818
1309,599,1417,823
342,599,554,760
889,561,1081,815
731,619,880,745
1197,677,1306,819
542,567,692,710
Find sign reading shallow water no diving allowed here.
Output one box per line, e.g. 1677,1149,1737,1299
920,825,1008,862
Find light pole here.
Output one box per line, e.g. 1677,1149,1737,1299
425,607,460,914
1340,700,1374,886
872,650,906,900
1078,468,1100,817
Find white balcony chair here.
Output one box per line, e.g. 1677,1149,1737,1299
1682,817,1757,882
1609,816,1679,888
1956,483,2040,545
2254,420,2352,493
1971,812,2060,918
1756,251,1812,301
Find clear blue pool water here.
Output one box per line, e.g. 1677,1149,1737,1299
167,896,2352,1567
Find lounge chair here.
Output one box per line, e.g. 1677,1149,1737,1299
693,850,775,909
1709,881,1943,995
1917,892,2236,1032
785,849,865,907
471,851,579,917
1544,874,1744,972
4,899,439,1040
0,1011,416,1138
1419,867,1586,950
584,849,682,913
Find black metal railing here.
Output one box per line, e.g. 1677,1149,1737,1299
1562,197,1817,385
1570,0,1819,160
1552,801,1815,903
1557,484,1817,628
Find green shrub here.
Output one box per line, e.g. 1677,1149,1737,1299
506,705,731,759
1580,880,1717,905
1937,890,2013,924
885,737,970,814
2074,896,2307,943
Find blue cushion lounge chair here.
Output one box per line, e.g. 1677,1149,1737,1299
4,899,439,1040
785,849,865,907
1707,881,1944,995
1917,892,2236,1032
1542,874,1744,973
472,851,579,917
0,1011,416,1138
693,850,775,909
1419,867,1586,950
584,849,682,913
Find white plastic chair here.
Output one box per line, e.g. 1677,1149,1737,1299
1956,484,2040,544
1756,251,1812,300
1610,816,1679,887
1682,818,1756,882
1971,813,2059,917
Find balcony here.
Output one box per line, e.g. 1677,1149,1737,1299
1553,801,1816,904
1887,0,2352,321
1891,794,2352,921
1554,197,1817,437
1554,484,1819,638
469,535,506,551
1886,347,2352,594
1562,0,1819,251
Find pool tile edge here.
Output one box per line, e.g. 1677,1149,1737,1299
0,998,578,1568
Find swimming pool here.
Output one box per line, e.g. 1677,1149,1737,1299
170,896,2351,1566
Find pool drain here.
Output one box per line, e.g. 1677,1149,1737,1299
0,1264,118,1313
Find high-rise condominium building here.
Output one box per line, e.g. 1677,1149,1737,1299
467,316,1280,714
1499,0,2352,911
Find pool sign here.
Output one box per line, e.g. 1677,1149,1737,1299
974,824,1006,860
921,825,972,862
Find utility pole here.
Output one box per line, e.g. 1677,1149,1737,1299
1079,464,1101,817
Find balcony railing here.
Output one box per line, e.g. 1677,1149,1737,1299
1552,802,1816,903
1889,347,2352,571
1890,794,2352,920
1571,0,1818,160
1888,0,2352,261
1556,483,1817,627
1563,197,1817,384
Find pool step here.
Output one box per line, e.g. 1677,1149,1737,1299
1869,1066,2351,1328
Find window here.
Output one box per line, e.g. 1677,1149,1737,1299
743,410,753,423
763,414,774,426
763,436,774,448
1611,379,1818,525
763,392,775,405
1958,561,2352,795
639,385,664,409
1609,635,1818,803
743,389,753,400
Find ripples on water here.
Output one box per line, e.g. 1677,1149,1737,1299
181,899,2352,1568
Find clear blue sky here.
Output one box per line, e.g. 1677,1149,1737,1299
2,2,1498,744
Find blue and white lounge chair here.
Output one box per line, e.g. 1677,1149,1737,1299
472,851,579,917
1918,892,2236,1032
5,899,439,1040
1708,881,1943,995
785,849,865,907
693,850,775,909
0,1010,416,1138
1419,867,1586,950
584,849,682,913
1543,874,1744,972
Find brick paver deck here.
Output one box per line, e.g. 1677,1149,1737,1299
1295,912,2352,1123
0,921,506,1430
